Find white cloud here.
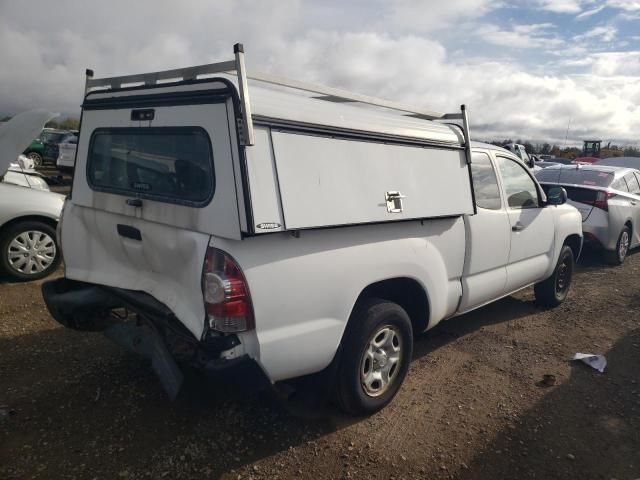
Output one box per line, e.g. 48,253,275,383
576,5,606,18
537,0,584,13
0,0,638,144
477,23,563,49
589,52,640,76
539,0,640,16
606,0,640,11
573,25,617,42
388,0,499,31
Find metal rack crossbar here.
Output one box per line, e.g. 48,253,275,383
84,43,470,159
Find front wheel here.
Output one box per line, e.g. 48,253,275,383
335,299,413,416
0,221,61,281
534,245,574,308
27,151,43,168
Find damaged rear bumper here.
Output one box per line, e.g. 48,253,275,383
41,277,271,398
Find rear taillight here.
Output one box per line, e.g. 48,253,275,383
202,247,254,333
594,191,615,212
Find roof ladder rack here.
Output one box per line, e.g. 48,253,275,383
84,43,471,156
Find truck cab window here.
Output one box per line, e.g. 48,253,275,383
470,152,502,210
497,156,539,209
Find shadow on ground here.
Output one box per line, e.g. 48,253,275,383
0,289,545,479
458,328,640,479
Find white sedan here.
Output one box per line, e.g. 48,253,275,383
0,111,65,280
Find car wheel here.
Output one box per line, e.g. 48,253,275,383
27,152,43,168
604,226,631,265
0,221,60,281
335,299,413,416
534,245,574,308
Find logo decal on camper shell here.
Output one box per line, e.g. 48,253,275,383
256,222,282,230
131,182,151,191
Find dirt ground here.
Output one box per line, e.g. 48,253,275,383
1,247,639,479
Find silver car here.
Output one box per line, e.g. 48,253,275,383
0,111,65,280
536,164,640,264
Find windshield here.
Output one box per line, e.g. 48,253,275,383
536,167,614,187
41,132,67,143
87,127,215,206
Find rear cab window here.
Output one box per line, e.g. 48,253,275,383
470,152,502,210
87,127,215,206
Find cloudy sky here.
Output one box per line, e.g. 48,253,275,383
1,0,639,145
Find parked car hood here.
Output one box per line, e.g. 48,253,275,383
0,110,57,174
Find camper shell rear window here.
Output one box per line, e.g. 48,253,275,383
87,127,215,206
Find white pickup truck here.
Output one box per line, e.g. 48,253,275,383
42,45,582,415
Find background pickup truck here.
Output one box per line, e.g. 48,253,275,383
42,46,583,415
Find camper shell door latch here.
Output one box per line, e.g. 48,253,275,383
385,191,406,213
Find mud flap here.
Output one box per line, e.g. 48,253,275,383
104,321,184,400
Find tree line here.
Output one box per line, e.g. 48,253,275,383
489,139,640,159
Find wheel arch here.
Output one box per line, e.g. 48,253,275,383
563,233,582,262
348,277,431,337
0,215,58,238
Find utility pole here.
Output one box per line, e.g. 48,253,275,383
563,116,572,148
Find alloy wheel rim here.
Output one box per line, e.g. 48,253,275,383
619,231,630,261
7,231,56,275
28,152,42,167
360,325,402,397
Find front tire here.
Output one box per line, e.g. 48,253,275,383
534,245,574,308
604,226,630,265
0,221,60,281
335,299,413,416
27,152,43,168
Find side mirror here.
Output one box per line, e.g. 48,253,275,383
547,186,567,205
527,157,534,168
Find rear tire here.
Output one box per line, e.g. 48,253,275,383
0,221,60,281
604,226,630,265
534,245,574,308
335,299,413,416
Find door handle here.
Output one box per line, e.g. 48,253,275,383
512,222,525,232
126,198,143,207
117,224,142,241
631,201,637,206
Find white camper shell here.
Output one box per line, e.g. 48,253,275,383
43,44,583,415
75,48,475,240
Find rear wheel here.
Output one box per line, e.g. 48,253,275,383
604,226,630,265
27,152,43,168
335,299,413,416
534,245,574,307
0,221,60,281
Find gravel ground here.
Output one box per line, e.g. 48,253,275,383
1,249,639,480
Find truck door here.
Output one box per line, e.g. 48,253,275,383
495,154,554,291
459,151,510,312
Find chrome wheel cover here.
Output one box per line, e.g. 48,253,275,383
360,325,402,397
28,152,42,167
619,230,630,261
7,230,56,275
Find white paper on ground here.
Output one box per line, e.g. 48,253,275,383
572,353,607,373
